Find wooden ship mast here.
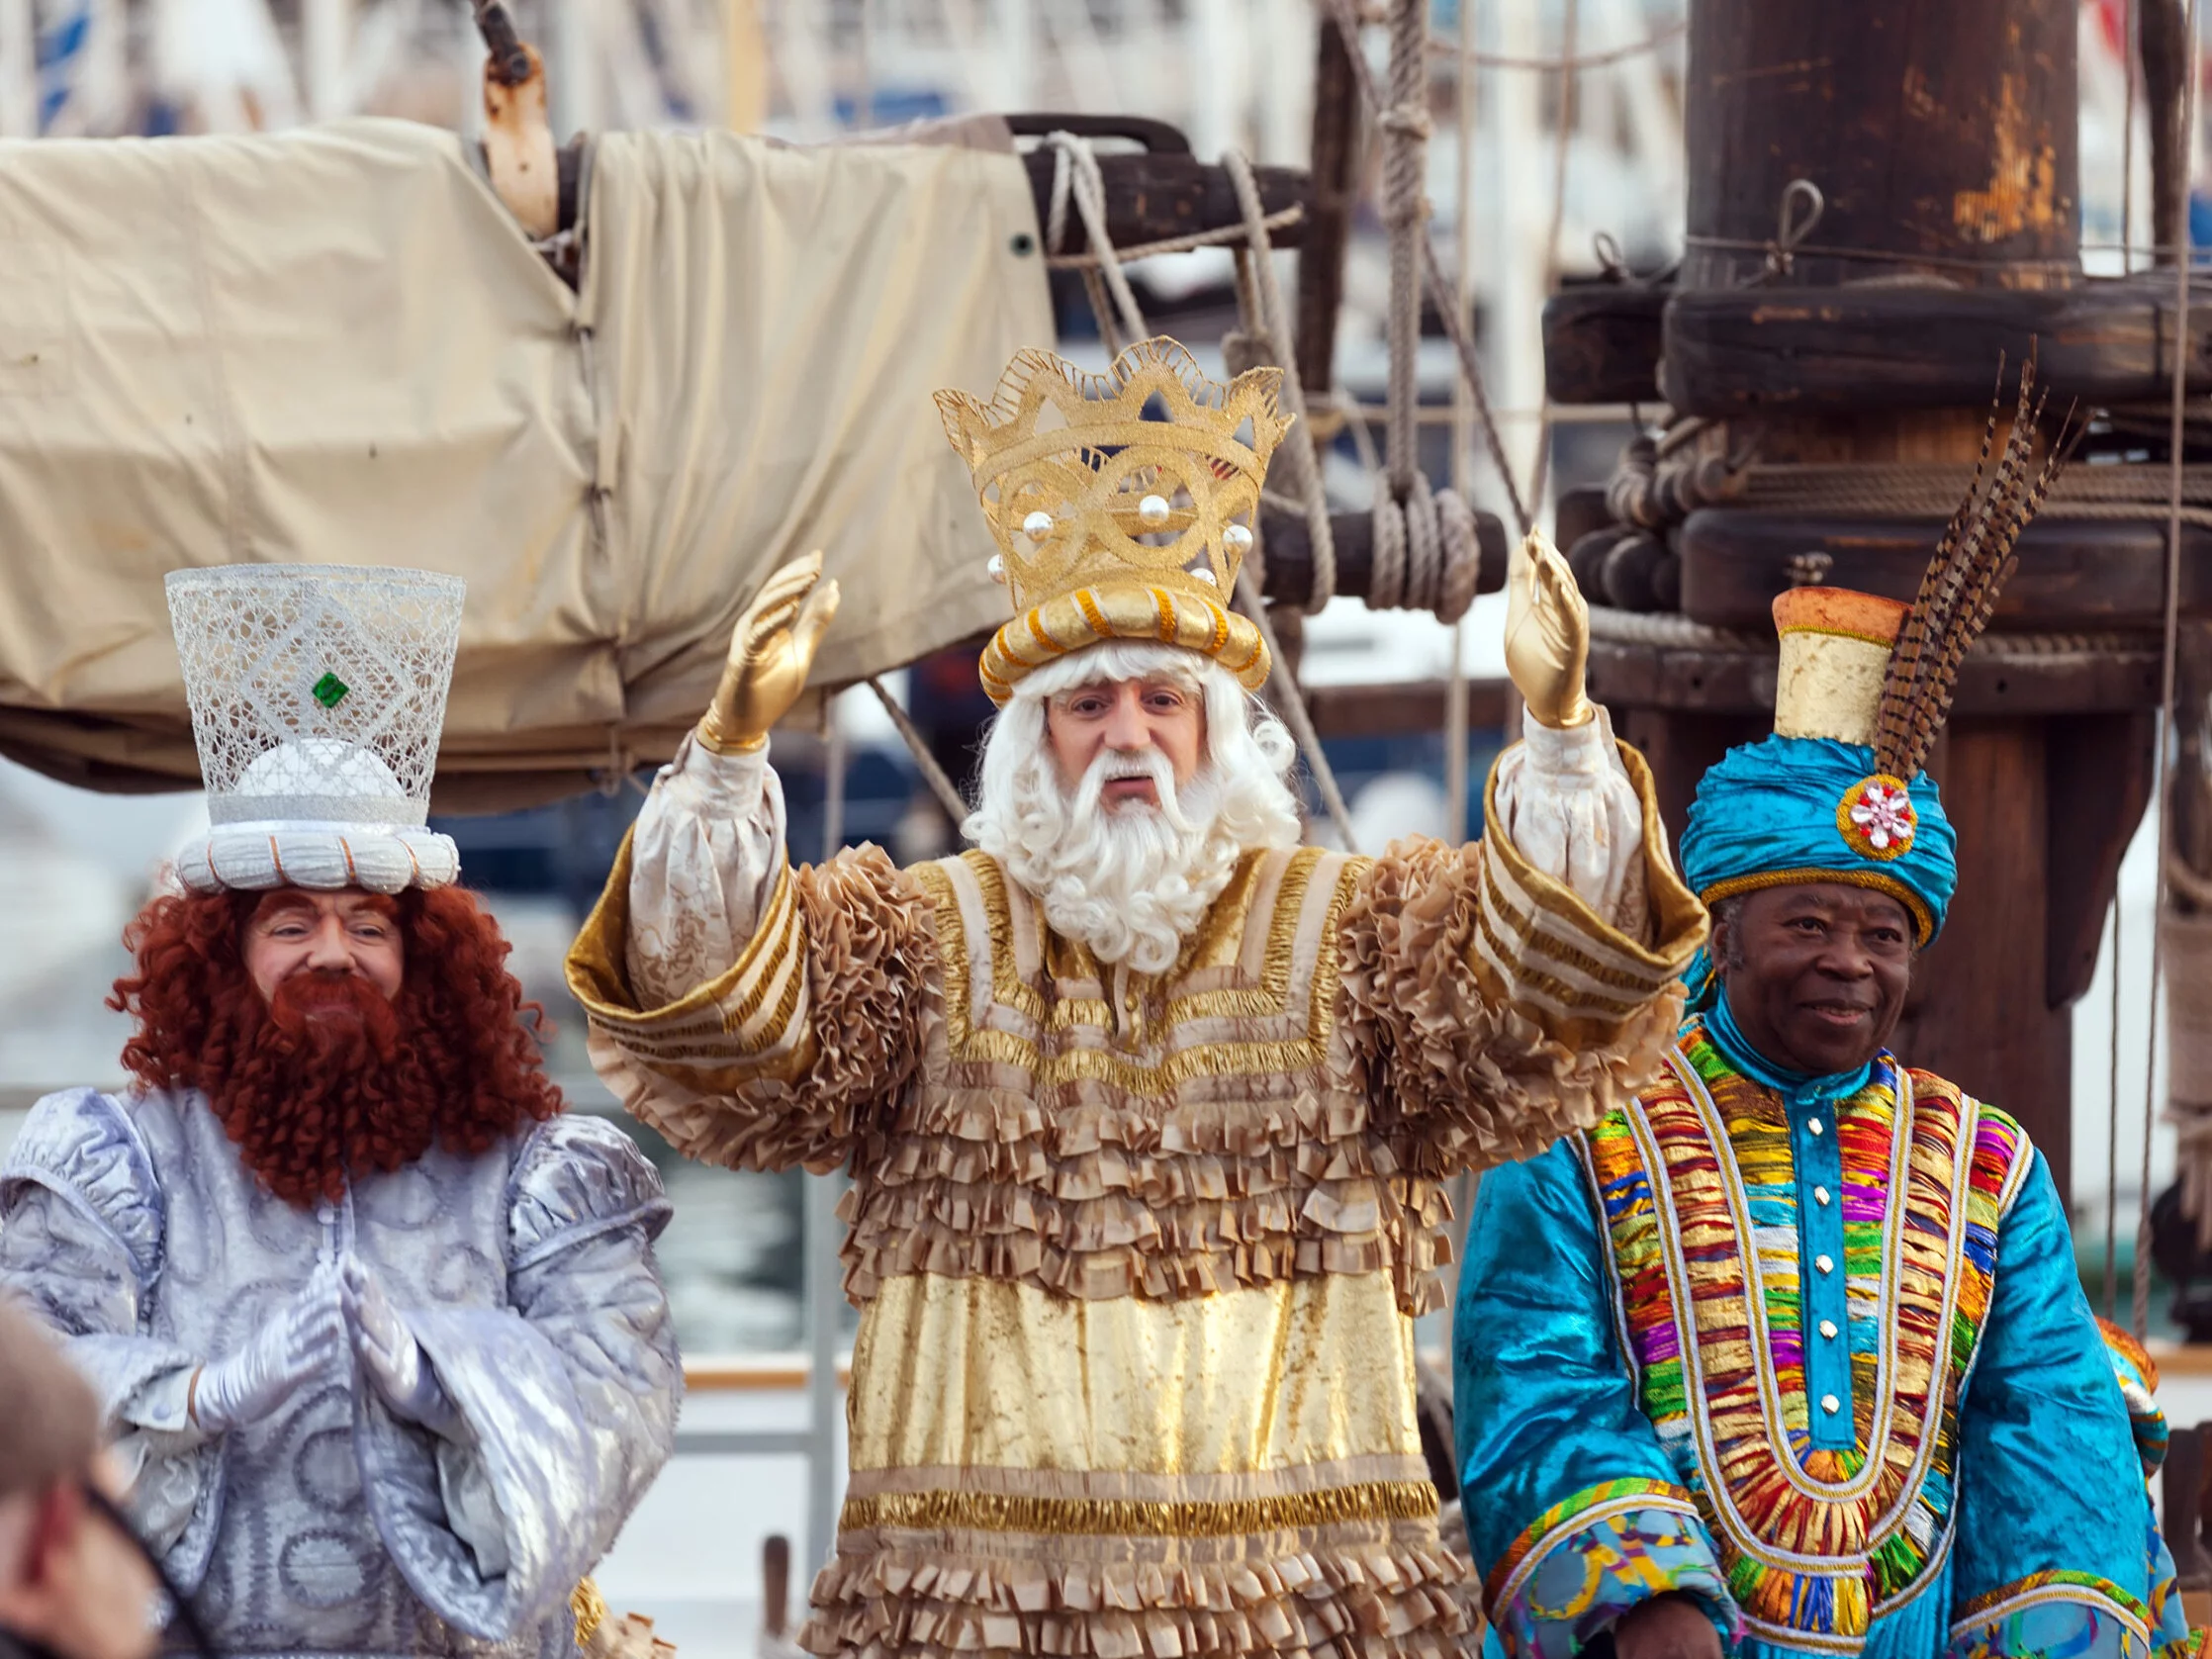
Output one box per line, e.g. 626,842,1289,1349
1546,0,2202,1206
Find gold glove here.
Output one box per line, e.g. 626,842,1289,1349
1503,528,1594,729
698,552,842,755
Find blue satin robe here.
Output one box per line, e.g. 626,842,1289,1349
1451,1043,2189,1659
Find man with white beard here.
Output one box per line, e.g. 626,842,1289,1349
566,338,1709,1659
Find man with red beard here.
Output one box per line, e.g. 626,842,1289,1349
0,565,680,1659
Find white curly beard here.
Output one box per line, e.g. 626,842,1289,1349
963,647,1305,975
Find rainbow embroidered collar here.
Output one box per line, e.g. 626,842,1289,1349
1579,1027,2027,1649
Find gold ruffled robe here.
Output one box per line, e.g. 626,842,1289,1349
567,745,1705,1659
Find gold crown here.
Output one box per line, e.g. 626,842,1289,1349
936,336,1293,703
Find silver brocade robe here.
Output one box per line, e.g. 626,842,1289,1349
0,1087,682,1659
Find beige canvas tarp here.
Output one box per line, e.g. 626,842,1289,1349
0,117,1051,809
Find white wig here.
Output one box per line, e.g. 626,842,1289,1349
963,641,1305,973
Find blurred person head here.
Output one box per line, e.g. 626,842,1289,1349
0,1299,159,1659
106,882,562,1208
964,642,1305,974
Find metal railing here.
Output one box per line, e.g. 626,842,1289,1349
666,1170,847,1576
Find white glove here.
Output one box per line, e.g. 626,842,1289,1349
190,1264,348,1432
341,1254,463,1438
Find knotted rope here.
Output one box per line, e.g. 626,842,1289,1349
1043,131,1147,356
1363,0,1482,623
1324,0,1532,536
1222,148,1336,612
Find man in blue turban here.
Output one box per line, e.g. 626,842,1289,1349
1452,569,2194,1659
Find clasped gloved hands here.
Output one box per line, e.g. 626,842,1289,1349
339,1254,463,1438
187,1254,462,1440
188,1261,349,1431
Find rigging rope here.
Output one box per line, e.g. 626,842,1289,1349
1360,0,1483,621
1224,149,1337,612
1324,0,1533,537
1526,0,1581,510
2106,896,2126,1318
866,676,970,824
2140,0,2202,1340
1043,132,1146,355
1423,18,1685,69
1045,206,1305,271
2124,0,2141,275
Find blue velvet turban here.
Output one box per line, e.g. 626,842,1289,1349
1679,734,1958,952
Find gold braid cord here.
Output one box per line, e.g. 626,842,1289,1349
570,1580,608,1646
1872,349,2075,781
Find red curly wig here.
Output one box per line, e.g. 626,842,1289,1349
110,884,563,1206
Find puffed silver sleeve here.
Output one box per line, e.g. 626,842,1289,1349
0,1089,222,1582
354,1113,682,1643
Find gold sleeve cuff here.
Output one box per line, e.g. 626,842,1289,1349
563,824,816,1086
1472,739,1706,1048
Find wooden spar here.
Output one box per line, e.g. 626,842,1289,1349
1293,16,1363,403
478,0,1320,266
1555,0,2157,1196
544,130,1312,260
1253,506,1509,610
2142,0,2192,263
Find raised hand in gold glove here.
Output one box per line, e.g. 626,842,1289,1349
1503,528,1594,730
698,552,841,755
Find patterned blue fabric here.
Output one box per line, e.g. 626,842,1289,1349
1677,735,1957,1007
1455,1106,2166,1657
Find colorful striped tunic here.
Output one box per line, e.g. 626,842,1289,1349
1453,1023,2194,1659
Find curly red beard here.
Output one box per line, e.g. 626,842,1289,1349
109,885,563,1207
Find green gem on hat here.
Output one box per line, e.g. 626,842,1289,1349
311,672,350,709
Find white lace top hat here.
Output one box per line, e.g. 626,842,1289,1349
163,564,467,894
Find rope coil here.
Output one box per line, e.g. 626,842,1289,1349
1369,471,1482,622
1362,0,1483,624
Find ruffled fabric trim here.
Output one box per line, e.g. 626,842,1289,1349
0,1088,166,1282
802,1531,1470,1659
614,847,937,1175
1336,840,1686,1173
507,1114,674,1270
843,1071,1456,1311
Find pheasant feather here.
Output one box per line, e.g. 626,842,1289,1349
1873,347,2074,782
